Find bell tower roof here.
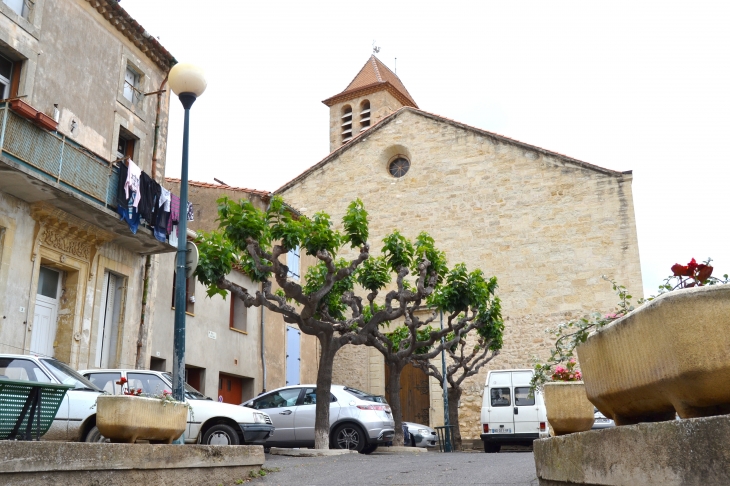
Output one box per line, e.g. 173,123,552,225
322,55,418,108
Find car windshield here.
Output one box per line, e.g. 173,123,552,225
40,359,101,391
162,372,208,400
0,357,53,383
343,387,382,403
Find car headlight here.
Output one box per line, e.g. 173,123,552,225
254,412,267,424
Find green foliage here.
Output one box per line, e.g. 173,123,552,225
413,232,448,285
382,231,414,272
216,196,271,252
342,198,369,248
355,256,391,292
302,259,354,320
268,196,302,251
387,325,435,355
300,212,342,257
194,231,237,298
475,296,504,351
428,264,497,313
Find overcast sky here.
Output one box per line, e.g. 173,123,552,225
123,0,729,298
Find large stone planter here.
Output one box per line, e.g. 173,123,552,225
577,284,730,425
543,382,594,436
96,395,188,444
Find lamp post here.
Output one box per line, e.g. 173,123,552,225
168,63,207,407
440,310,452,452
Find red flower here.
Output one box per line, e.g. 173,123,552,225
137,388,143,394
115,377,128,386
671,263,690,277
687,258,699,271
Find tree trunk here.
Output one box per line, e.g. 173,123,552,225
447,386,462,451
314,333,338,449
386,361,406,446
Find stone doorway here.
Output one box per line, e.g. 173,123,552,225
385,362,431,425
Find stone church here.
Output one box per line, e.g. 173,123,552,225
276,56,643,439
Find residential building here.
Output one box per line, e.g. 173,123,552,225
276,56,644,437
150,179,318,404
0,0,175,370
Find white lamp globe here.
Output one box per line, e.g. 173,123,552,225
168,63,207,98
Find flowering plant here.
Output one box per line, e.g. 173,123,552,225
551,358,582,382
116,377,143,396
530,258,728,393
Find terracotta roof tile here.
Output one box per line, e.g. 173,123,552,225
164,178,271,198
323,56,417,108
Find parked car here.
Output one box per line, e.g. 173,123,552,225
592,408,615,430
403,421,437,448
242,384,395,453
79,368,273,445
0,354,103,442
480,369,548,453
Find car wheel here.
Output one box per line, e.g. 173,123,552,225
483,442,500,453
84,425,109,443
202,424,241,446
332,423,366,453
361,443,378,454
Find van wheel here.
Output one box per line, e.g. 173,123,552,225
483,442,500,453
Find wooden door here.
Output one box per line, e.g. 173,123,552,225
218,373,243,404
385,363,431,425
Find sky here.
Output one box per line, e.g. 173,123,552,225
122,0,729,298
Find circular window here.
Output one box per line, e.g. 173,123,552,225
388,157,410,178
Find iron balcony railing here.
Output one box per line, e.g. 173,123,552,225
0,102,120,209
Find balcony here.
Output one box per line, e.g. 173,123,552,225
0,102,173,255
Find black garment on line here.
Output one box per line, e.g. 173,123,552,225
116,162,129,208
138,172,161,224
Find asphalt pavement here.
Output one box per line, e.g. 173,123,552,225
254,449,539,485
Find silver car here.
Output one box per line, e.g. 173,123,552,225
243,385,395,453
404,421,437,448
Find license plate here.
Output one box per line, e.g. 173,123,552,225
491,428,511,434
596,418,611,423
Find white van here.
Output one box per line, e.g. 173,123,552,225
480,369,547,452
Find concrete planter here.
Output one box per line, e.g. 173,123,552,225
577,284,730,425
96,395,187,444
543,382,594,436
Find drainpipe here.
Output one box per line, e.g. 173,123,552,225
260,194,274,393
135,75,168,369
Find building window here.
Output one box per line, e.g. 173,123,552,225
359,100,370,132
0,54,13,99
287,246,300,280
172,272,195,315
123,65,142,105
230,296,247,333
116,126,136,161
3,0,29,18
388,156,410,178
341,105,352,145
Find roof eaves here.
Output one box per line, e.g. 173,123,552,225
87,0,177,70
322,81,418,108
164,178,272,199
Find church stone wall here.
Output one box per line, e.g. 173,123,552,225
280,109,643,439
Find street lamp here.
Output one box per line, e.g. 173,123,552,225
168,63,207,405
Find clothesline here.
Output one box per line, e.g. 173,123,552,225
115,158,193,242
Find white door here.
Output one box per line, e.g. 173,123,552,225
486,371,514,434
30,267,61,357
95,272,122,368
512,371,540,434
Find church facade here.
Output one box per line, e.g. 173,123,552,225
276,56,643,439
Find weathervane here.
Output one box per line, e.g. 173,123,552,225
372,40,380,54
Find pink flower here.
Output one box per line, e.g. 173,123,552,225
555,366,566,374
569,358,576,364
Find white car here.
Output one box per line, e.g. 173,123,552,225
403,422,437,448
79,368,274,445
0,354,104,442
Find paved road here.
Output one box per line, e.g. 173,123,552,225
254,449,538,485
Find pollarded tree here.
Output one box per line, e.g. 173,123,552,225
365,255,503,447
195,197,447,450
409,288,503,450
